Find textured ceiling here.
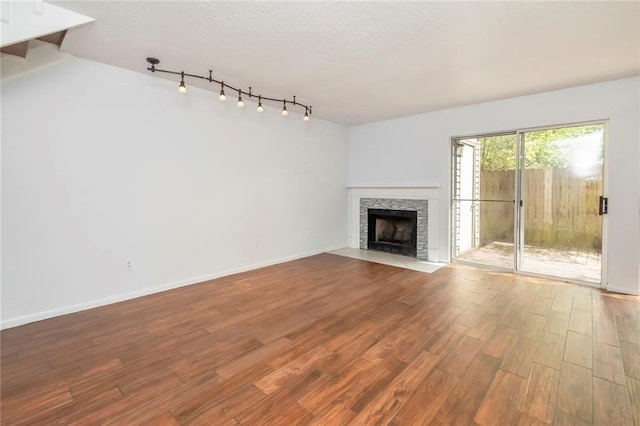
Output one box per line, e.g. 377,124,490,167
52,1,640,125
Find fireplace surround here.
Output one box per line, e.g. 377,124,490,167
359,197,428,260
347,186,440,262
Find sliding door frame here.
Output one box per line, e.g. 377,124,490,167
450,131,517,267
450,119,609,288
450,130,518,271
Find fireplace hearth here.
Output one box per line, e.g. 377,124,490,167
368,209,417,257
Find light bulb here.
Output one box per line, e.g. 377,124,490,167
237,98,245,108
257,104,264,113
303,112,310,121
282,106,288,116
178,72,187,94
219,89,226,102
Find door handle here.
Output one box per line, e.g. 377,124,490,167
598,196,608,215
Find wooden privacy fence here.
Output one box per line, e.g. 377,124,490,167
479,168,602,251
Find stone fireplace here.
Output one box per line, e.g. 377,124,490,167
359,197,428,260
347,186,441,262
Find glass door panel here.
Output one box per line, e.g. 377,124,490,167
452,134,517,269
518,124,604,283
453,200,515,269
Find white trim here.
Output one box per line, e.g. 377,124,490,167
516,270,603,289
453,259,622,292
454,258,605,288
449,118,609,141
600,121,610,287
0,245,345,330
605,285,640,296
452,259,512,273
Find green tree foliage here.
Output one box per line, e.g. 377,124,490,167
480,135,516,171
479,125,603,171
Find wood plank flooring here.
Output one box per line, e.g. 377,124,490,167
1,254,639,425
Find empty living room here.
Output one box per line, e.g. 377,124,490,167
2,1,640,425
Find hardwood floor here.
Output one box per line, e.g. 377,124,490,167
1,254,639,425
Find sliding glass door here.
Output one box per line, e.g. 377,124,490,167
451,122,606,285
517,124,605,283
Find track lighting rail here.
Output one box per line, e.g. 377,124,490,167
146,57,312,120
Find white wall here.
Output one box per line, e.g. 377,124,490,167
1,56,348,328
349,77,640,295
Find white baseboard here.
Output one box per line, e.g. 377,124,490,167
605,285,640,296
0,245,346,330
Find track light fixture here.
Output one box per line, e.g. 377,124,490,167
146,57,311,121
257,95,264,113
178,71,187,94
237,90,245,108
219,82,226,102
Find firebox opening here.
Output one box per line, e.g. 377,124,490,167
367,209,418,257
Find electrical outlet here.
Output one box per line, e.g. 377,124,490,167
125,258,133,271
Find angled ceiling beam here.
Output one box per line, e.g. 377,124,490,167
1,40,29,58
